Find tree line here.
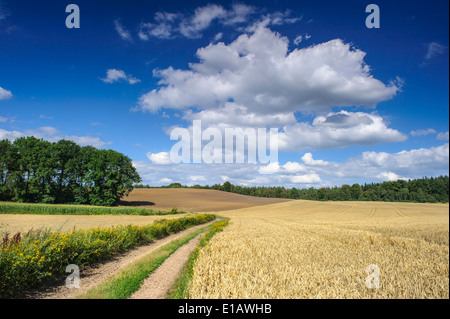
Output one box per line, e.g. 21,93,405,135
0,136,141,206
137,176,449,203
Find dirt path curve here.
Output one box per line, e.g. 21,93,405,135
25,221,215,299
130,232,202,299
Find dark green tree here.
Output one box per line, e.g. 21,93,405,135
222,181,232,192
0,137,141,206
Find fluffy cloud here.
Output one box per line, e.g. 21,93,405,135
376,172,404,182
278,111,406,151
0,86,12,100
134,143,449,187
146,151,172,165
131,11,445,187
183,102,296,129
174,107,404,153
137,25,403,152
159,177,173,184
288,173,321,184
359,144,448,170
101,69,140,84
189,175,207,182
259,162,280,174
179,4,227,38
301,153,329,166
282,161,307,173
169,109,404,155
66,136,111,148
0,128,22,140
326,143,450,182
138,26,400,116
0,126,111,148
222,4,256,25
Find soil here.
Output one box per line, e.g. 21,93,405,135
130,233,202,299
120,188,291,212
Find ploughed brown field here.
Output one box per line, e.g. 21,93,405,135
119,188,291,212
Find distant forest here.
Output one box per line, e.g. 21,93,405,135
0,137,141,206
137,176,449,203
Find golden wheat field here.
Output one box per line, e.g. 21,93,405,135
190,200,449,299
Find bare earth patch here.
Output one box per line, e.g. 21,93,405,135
120,188,291,212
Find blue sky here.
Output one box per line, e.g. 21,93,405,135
0,0,448,187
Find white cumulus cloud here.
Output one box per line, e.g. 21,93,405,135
277,111,406,151
138,26,400,116
301,153,329,166
146,151,173,165
134,143,448,187
0,127,111,148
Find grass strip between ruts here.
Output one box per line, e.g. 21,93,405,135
167,219,229,299
76,225,211,299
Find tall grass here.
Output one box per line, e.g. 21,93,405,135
0,201,184,216
0,214,215,298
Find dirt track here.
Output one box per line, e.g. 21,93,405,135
130,233,202,299
24,222,214,299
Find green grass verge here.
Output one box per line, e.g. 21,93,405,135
167,219,229,299
78,226,210,299
0,201,186,216
0,214,215,298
